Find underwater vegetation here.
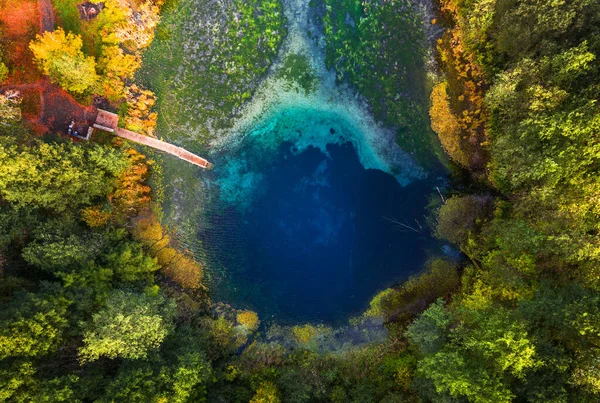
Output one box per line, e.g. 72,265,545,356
140,0,443,320
139,0,286,144
315,0,438,164
275,53,316,94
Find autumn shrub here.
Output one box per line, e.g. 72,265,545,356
162,254,203,290
115,1,161,51
79,148,151,227
133,211,204,289
97,46,141,101
364,288,394,318
236,310,260,331
436,195,494,248
430,81,469,167
292,325,317,345
435,0,489,171
114,149,152,206
123,84,158,136
250,381,281,403
238,341,286,373
203,317,247,354
368,258,460,325
132,212,169,249
81,205,112,227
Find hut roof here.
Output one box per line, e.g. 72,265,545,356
93,109,119,132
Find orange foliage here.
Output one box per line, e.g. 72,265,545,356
110,148,152,217
80,148,151,228
132,212,170,251
155,246,177,266
124,84,158,137
430,81,470,167
162,254,204,290
133,211,205,289
435,0,488,170
81,205,112,227
100,76,127,103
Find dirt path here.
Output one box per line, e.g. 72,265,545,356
3,79,96,134
38,0,54,32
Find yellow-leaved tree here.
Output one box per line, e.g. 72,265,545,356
430,81,470,167
29,28,98,94
97,45,141,101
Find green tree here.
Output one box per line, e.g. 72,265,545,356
101,326,213,402
520,283,600,350
0,359,80,402
0,360,37,402
405,299,451,355
0,137,127,212
79,290,175,362
455,307,539,378
417,350,514,403
0,288,70,359
100,364,160,402
103,241,160,283
29,28,99,94
22,233,101,272
407,299,540,401
494,0,600,61
436,195,494,248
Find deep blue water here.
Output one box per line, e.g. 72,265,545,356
200,138,441,325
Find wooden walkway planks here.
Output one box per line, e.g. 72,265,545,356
114,128,213,169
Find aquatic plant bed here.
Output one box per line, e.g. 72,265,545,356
138,0,286,145
313,0,439,165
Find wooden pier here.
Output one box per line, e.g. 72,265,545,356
85,109,213,169
114,127,213,169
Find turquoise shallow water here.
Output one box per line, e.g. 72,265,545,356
200,109,446,325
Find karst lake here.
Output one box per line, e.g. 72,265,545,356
139,0,449,326
194,107,447,325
